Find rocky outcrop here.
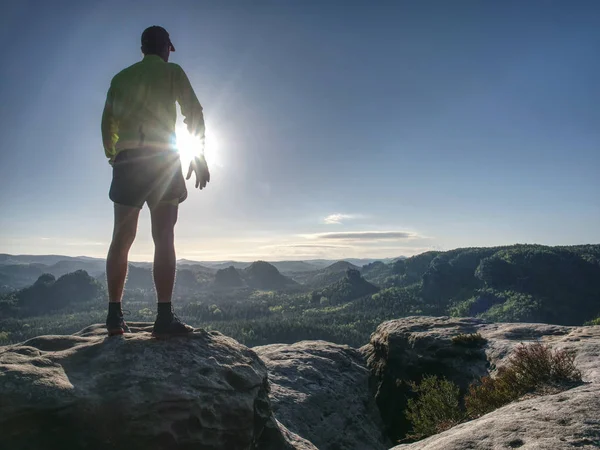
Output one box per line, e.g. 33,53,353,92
5,316,599,450
0,323,316,450
361,317,490,440
392,383,600,449
254,340,390,450
362,316,600,447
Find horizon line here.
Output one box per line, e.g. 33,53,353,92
2,242,598,264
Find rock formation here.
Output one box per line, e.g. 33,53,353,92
0,323,315,450
361,317,489,440
392,382,600,449
3,316,600,449
361,316,600,448
254,340,389,450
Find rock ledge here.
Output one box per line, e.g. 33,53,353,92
0,323,315,450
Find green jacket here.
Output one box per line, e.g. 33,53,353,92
101,55,204,162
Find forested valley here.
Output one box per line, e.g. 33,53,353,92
1,244,599,347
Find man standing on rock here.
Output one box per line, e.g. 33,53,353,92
101,26,210,337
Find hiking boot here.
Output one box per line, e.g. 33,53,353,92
152,310,194,338
106,312,131,336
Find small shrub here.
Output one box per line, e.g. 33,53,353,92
405,375,463,439
464,368,517,418
584,317,600,326
0,331,10,345
451,333,487,347
465,342,581,418
511,342,581,386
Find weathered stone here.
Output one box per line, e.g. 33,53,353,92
360,316,490,440
0,323,315,450
255,340,390,450
391,384,600,450
361,316,600,448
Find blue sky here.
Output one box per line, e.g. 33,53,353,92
1,0,599,261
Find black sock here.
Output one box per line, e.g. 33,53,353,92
108,302,122,316
157,302,173,317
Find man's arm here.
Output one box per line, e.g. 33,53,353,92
175,66,205,146
175,65,210,189
101,85,118,163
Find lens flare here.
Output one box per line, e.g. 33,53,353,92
175,125,222,168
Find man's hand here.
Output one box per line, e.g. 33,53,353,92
186,154,210,190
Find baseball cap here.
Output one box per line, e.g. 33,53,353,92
141,26,175,52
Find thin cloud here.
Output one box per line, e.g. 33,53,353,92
65,241,106,246
323,213,362,224
259,243,352,249
311,231,418,240
285,244,352,249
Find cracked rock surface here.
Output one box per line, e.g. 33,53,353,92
255,340,390,450
361,316,600,450
0,323,315,450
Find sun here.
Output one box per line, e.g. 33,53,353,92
175,125,222,168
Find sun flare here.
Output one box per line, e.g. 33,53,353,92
175,125,222,168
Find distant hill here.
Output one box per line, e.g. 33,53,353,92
290,261,361,287
0,264,45,290
94,262,297,292
243,261,297,290
198,261,251,270
96,265,154,292
176,263,215,273
124,265,155,291
0,257,105,291
214,266,245,289
46,260,106,278
96,265,214,294
176,258,399,272
177,259,206,265
2,245,600,347
0,255,401,290
0,270,104,317
312,269,379,305
0,254,104,266
363,244,600,326
176,264,216,286
127,261,152,269
325,261,360,272
270,261,322,273
360,260,413,286
173,269,208,295
300,258,398,269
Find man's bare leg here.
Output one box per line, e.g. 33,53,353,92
107,204,140,302
150,203,178,303
150,202,193,336
106,204,140,334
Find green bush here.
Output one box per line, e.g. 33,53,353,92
451,333,487,347
405,343,583,440
463,368,518,418
405,375,463,439
0,331,10,345
584,317,600,326
465,342,581,418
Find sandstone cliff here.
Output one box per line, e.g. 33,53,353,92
361,316,600,449
254,340,389,450
0,323,316,450
3,317,599,450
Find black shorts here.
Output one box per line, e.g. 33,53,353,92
109,149,188,208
